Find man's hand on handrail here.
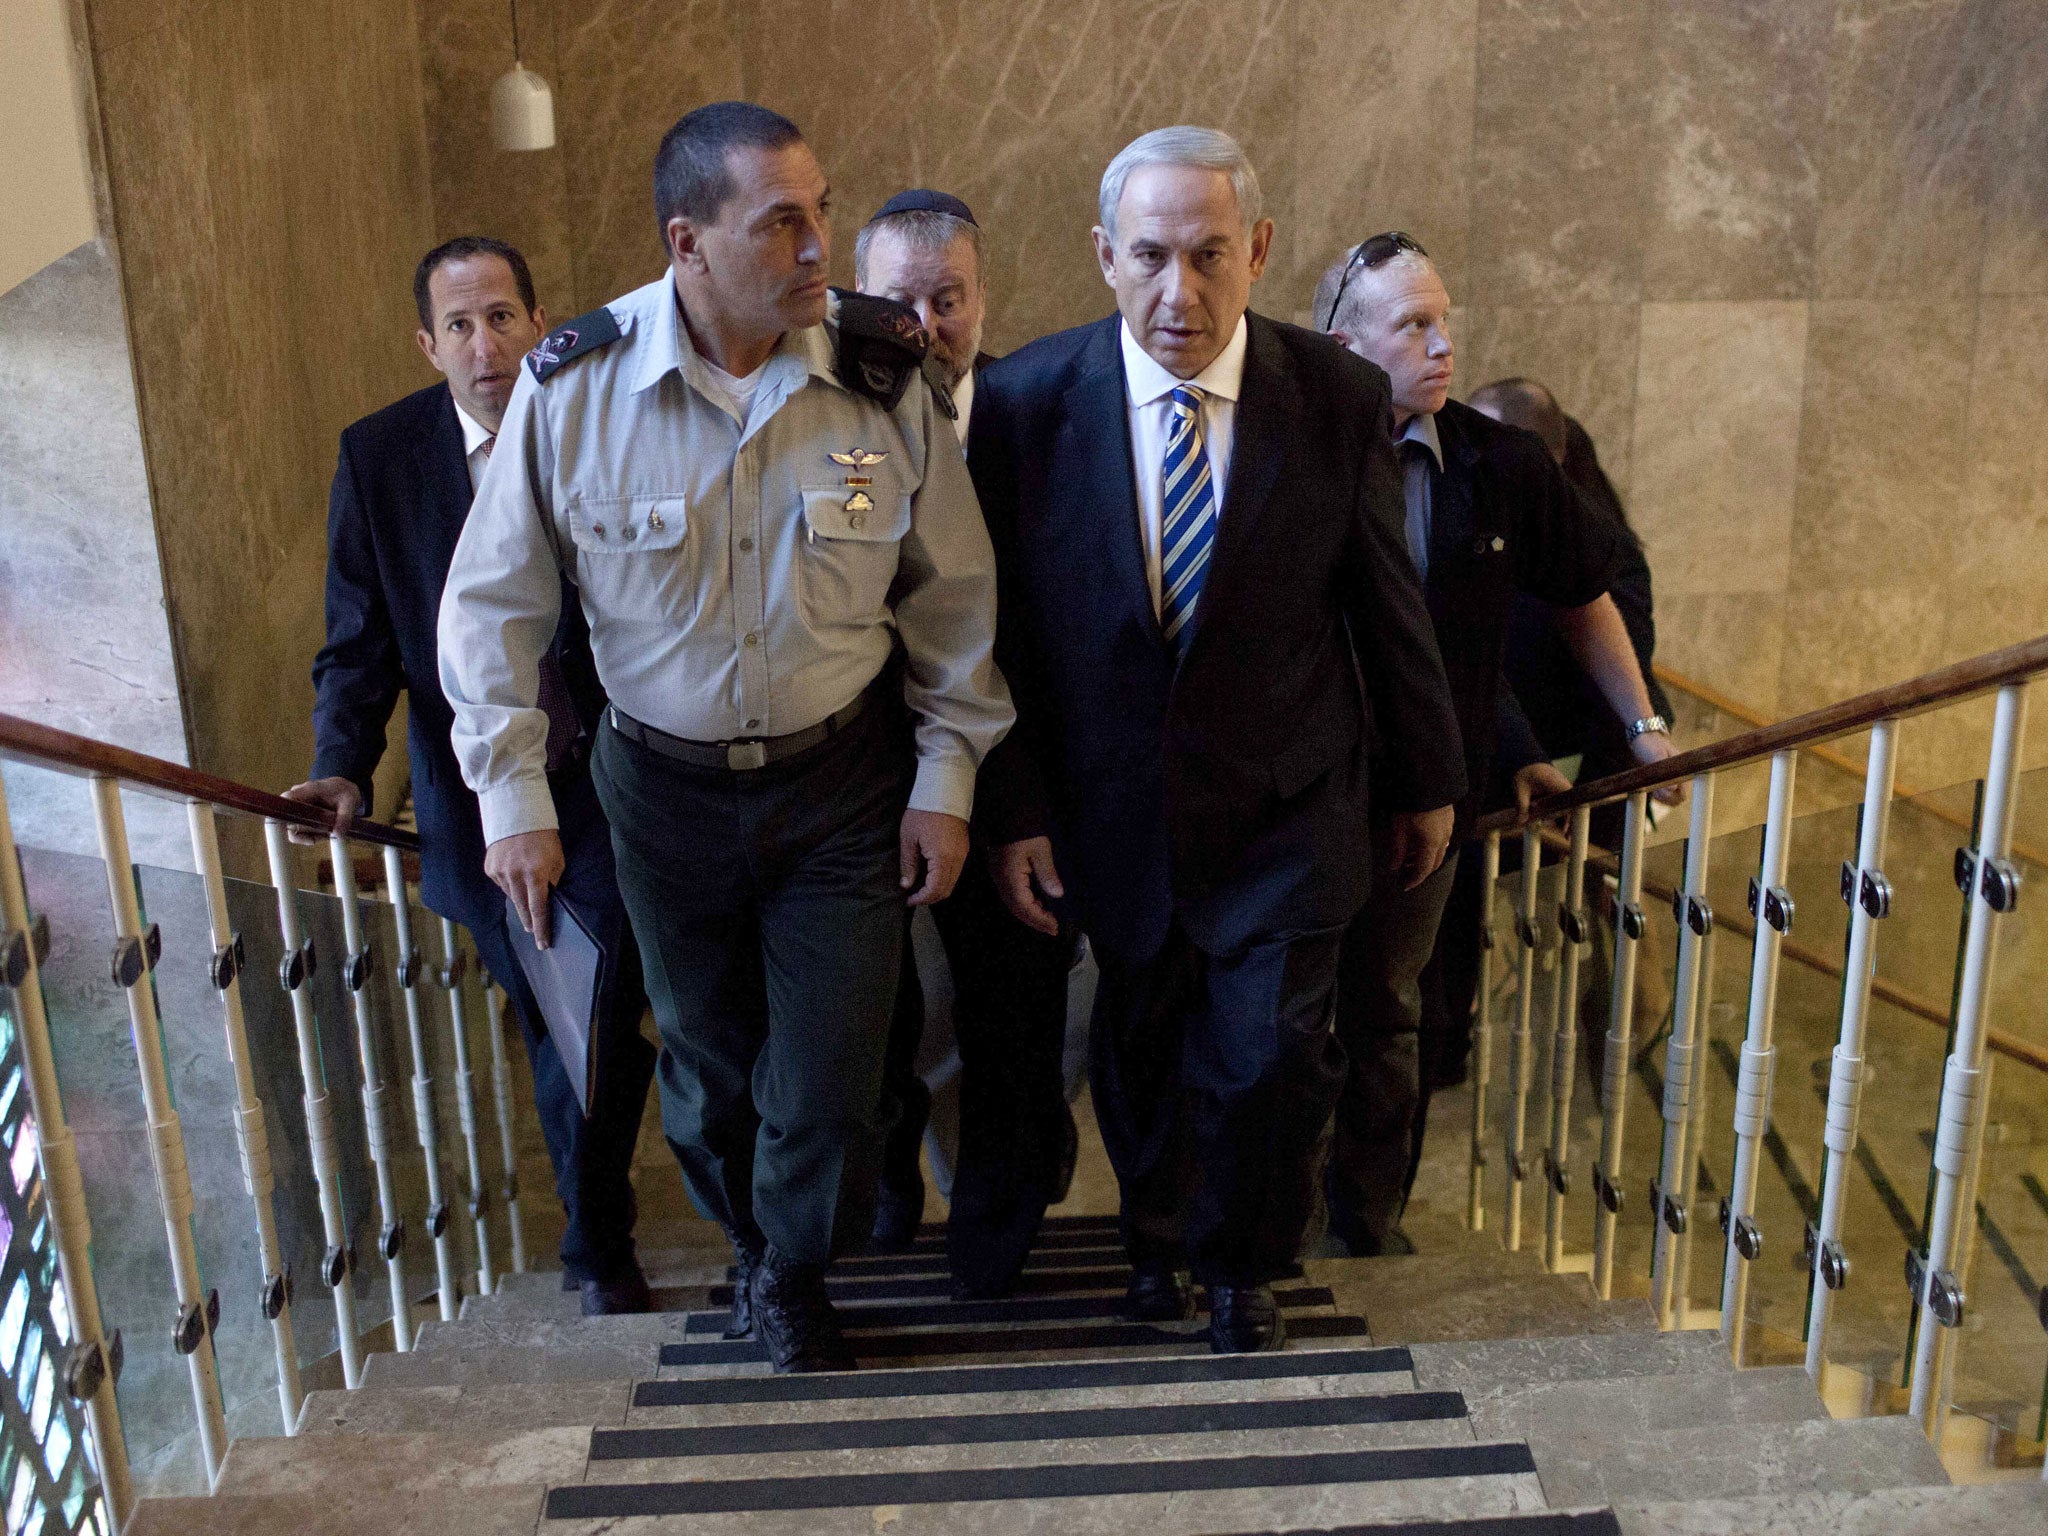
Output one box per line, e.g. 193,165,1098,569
281,776,362,846
1512,761,1573,824
1628,728,1687,805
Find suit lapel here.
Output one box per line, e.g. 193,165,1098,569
1203,314,1292,619
1057,320,1158,641
413,387,475,565
1428,407,1480,577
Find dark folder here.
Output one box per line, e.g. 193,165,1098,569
501,891,605,1116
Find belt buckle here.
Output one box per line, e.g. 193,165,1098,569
726,740,768,771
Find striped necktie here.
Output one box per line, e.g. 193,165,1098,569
1159,384,1217,649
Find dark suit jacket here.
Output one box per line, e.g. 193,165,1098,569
309,383,605,932
1497,415,1667,796
968,312,1466,963
1414,398,1623,830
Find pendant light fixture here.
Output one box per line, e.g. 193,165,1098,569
490,0,556,151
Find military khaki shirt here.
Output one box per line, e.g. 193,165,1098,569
438,276,1013,845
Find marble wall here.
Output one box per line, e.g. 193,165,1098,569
413,0,2048,794
77,0,440,810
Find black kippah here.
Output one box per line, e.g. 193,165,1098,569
868,189,978,227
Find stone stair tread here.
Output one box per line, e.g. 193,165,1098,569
542,1442,1548,1532
681,1284,1336,1334
124,1485,545,1536
1531,1414,1953,1507
1205,1516,1622,1536
1612,1481,2048,1535
364,1342,664,1389
590,1386,1471,1472
419,1313,701,1351
216,1425,589,1495
1409,1330,1733,1393
298,1379,634,1436
1327,1268,1646,1345
1466,1365,1827,1440
461,1282,717,1323
702,1264,1134,1304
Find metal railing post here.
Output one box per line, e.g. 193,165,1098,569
382,848,461,1322
1805,720,1898,1382
436,917,496,1296
186,802,302,1430
88,776,229,1481
1720,749,1800,1360
1652,772,1717,1329
262,819,363,1387
482,979,530,1273
328,839,411,1350
1543,806,1593,1273
1468,831,1502,1233
1909,683,2029,1428
1672,924,1717,1324
1592,791,1649,1299
1504,824,1543,1251
0,776,134,1523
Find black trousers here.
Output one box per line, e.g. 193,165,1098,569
1091,921,1348,1286
1325,842,1459,1247
467,766,656,1285
592,700,911,1266
881,854,1078,1289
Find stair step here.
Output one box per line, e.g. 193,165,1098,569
1409,1330,1734,1394
1467,1365,1825,1441
416,1313,698,1353
543,1442,1546,1531
593,1387,1469,1465
1531,1414,1953,1507
1209,1517,1622,1536
805,1244,1129,1278
633,1343,1413,1413
685,1284,1336,1333
217,1425,588,1495
298,1379,633,1436
1326,1266,1648,1345
658,1312,1370,1370
363,1343,668,1390
1613,1481,2048,1534
708,1264,1133,1303
125,1485,545,1535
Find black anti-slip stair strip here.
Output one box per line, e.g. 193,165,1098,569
590,1388,1467,1460
545,1442,1536,1519
659,1312,1370,1365
887,1227,1135,1256
786,1245,1131,1280
684,1286,1337,1333
708,1265,1133,1303
1217,1515,1621,1536
634,1344,1412,1406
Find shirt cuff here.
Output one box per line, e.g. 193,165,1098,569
476,775,561,846
909,753,976,823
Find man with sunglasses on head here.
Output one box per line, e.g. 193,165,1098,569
1313,232,1675,1255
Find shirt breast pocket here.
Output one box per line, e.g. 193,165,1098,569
566,496,696,621
797,484,911,629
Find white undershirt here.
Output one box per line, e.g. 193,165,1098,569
950,367,976,446
1120,316,1247,617
699,354,770,429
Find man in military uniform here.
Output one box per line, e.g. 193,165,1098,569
438,102,1013,1372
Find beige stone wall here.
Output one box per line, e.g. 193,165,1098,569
414,0,2047,795
78,0,440,803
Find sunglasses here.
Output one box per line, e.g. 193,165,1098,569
1320,230,1430,333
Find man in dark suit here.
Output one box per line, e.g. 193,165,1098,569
1312,241,1675,1254
855,191,1081,1295
285,236,658,1314
971,129,1466,1352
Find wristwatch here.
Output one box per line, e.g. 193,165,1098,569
1625,714,1671,743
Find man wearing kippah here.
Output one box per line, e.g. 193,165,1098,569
856,191,1081,1298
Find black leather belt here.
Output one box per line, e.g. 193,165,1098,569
607,692,869,772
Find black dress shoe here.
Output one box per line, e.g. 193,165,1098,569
724,1245,760,1339
1125,1262,1195,1322
580,1265,653,1316
751,1251,857,1373
1207,1283,1286,1353
868,1175,925,1254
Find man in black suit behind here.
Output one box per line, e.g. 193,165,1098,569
970,129,1465,1352
284,237,658,1314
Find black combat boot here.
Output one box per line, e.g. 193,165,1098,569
750,1250,856,1373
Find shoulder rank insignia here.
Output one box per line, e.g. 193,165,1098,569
831,288,929,410
921,356,959,421
527,305,622,383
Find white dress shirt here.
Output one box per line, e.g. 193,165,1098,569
454,397,495,493
1120,316,1247,616
950,367,975,446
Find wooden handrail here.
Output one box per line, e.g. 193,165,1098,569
0,712,418,852
1480,633,2048,834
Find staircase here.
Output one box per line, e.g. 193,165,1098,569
122,1203,2043,1535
